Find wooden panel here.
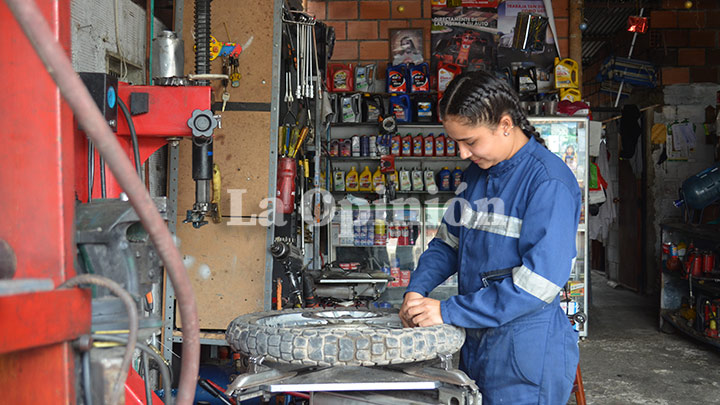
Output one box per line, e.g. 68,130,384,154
179,1,275,330
176,218,268,330
181,0,274,104
177,111,272,218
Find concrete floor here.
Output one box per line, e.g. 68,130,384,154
569,271,720,405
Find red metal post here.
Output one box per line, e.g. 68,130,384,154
0,0,90,402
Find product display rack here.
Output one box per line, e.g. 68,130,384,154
659,223,720,350
529,117,590,338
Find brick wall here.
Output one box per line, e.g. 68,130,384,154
305,0,571,79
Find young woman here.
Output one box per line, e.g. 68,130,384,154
399,70,580,404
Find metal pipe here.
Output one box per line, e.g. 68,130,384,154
2,1,201,404
614,7,644,108
59,274,138,405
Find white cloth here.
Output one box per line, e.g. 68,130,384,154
589,120,603,157
589,141,617,243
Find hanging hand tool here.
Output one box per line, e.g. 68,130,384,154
229,56,241,88
291,126,311,159
211,163,222,223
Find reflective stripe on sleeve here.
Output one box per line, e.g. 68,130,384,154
461,205,523,239
434,223,459,250
512,265,562,303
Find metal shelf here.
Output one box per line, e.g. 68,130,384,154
329,156,462,161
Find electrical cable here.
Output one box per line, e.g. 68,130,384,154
58,275,138,405
117,97,142,180
113,0,128,81
91,334,173,405
4,2,201,404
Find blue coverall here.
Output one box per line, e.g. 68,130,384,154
406,136,581,404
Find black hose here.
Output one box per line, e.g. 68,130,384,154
58,275,138,405
91,334,173,405
117,97,142,179
142,351,153,405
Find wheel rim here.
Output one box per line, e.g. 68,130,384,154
256,310,401,329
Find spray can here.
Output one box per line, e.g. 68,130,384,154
369,135,378,157
351,135,361,157
360,135,370,157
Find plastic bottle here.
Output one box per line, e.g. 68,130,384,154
401,133,413,156
334,170,346,192
425,170,438,193
386,64,409,93
410,63,430,93
413,133,424,156
438,167,452,191
414,94,435,123
554,57,579,89
435,133,446,157
346,166,359,192
424,133,435,156
387,170,399,191
391,134,401,156
390,94,413,123
372,166,385,193
452,167,463,190
446,137,457,156
399,169,412,191
412,168,424,191
359,166,373,192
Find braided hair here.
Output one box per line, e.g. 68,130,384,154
439,70,545,147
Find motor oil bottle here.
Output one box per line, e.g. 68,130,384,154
334,170,346,192
412,133,424,156
435,133,446,157
362,94,384,123
414,94,435,123
438,167,452,191
386,64,409,93
424,133,435,156
438,62,463,93
355,63,376,92
410,63,430,93
391,134,401,156
446,137,457,156
401,133,413,156
424,170,438,193
390,94,412,123
554,57,579,89
341,94,361,123
346,166,359,192
399,169,412,191
359,166,373,192
387,169,399,191
372,166,385,193
515,66,538,99
452,167,463,190
412,168,424,191
328,63,354,92
560,88,582,102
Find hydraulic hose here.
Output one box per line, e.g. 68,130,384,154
3,1,201,404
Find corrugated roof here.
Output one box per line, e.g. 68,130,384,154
581,1,648,65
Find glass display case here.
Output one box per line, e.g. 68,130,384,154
530,117,590,337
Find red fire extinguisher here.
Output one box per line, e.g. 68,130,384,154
277,157,297,214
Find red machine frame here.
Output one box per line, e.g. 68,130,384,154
0,0,211,402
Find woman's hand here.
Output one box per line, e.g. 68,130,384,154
399,292,444,328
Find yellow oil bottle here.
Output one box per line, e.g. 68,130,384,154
346,166,359,192
554,57,579,89
358,166,373,192
372,166,385,193
560,88,582,102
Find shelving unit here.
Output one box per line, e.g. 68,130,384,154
659,223,720,348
